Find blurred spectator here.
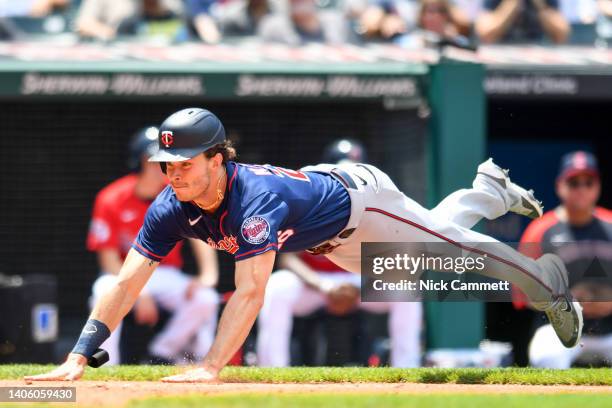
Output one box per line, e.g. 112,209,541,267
560,0,597,25
597,0,612,44
475,0,570,44
0,0,69,39
258,0,352,45
215,0,270,37
0,0,69,17
359,0,415,41
185,0,221,43
453,0,484,24
418,0,463,35
519,151,612,368
339,0,370,20
359,0,470,42
75,0,183,41
397,0,469,47
559,0,597,43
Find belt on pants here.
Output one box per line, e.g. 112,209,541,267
306,168,364,255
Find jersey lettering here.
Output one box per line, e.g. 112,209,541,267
277,229,295,250
207,236,239,254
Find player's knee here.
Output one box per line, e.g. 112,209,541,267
190,288,219,313
90,273,118,307
264,269,302,303
267,269,301,289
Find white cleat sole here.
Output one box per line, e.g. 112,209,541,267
477,158,543,219
508,181,544,219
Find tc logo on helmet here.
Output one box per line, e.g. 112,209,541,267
160,131,174,148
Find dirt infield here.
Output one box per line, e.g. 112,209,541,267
2,380,612,407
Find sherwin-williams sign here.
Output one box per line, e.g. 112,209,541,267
11,72,420,100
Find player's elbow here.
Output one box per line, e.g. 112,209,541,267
250,293,265,311
114,275,139,301
235,282,266,309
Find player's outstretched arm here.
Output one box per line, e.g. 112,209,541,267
24,249,158,382
161,250,276,383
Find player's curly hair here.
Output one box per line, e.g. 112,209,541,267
204,140,237,163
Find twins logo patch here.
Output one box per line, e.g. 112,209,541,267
241,216,271,245
160,131,174,148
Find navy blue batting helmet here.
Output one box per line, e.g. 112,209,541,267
149,108,226,173
128,126,159,171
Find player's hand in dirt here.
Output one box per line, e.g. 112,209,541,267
134,293,159,326
160,367,220,383
23,353,87,382
326,283,360,316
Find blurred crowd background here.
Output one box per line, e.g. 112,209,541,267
1,0,612,46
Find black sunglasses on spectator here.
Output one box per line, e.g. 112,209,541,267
566,178,596,189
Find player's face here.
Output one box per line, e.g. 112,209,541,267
557,173,600,212
166,154,212,202
420,1,449,34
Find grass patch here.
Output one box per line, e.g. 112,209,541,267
1,366,612,385
0,365,181,382
128,394,612,408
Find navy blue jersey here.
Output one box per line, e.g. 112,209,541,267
133,162,351,261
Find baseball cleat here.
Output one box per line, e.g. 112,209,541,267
533,254,583,348
477,158,543,219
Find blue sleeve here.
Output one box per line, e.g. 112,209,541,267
546,0,559,8
370,0,396,13
483,0,499,11
186,0,216,16
234,193,289,261
132,202,184,262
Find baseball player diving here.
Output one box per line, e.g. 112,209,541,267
25,107,583,383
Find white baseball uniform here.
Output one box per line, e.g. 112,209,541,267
529,323,612,368
300,162,565,305
257,265,422,367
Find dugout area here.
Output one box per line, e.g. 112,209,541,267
484,97,612,366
